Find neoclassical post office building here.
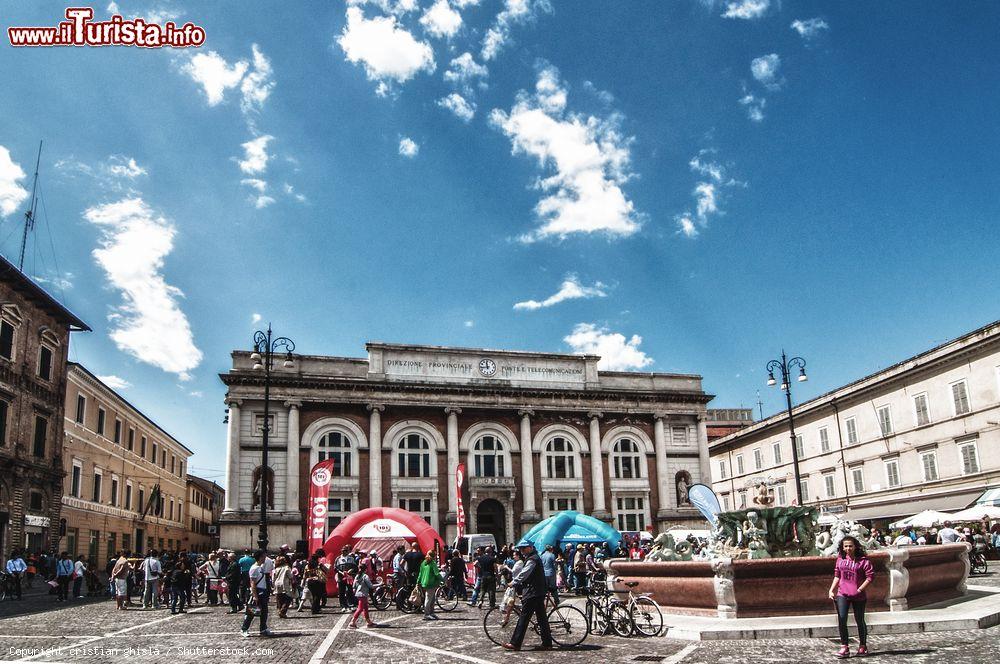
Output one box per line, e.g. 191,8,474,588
219,343,712,551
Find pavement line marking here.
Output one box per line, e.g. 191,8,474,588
358,628,498,664
309,614,348,664
663,644,698,664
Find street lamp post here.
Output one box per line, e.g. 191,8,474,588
766,351,808,506
249,324,295,552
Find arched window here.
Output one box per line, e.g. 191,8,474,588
612,438,643,479
397,433,430,477
473,435,506,477
545,437,576,479
317,431,352,476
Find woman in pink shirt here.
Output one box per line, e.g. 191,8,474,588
828,535,874,658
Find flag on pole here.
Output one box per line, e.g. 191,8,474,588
456,463,466,538
308,460,337,556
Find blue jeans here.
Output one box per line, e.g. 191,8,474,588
171,587,187,613
242,590,270,633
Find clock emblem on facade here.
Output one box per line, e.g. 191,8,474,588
478,358,497,377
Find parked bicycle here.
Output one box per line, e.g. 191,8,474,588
970,548,989,575
483,592,588,648
584,584,632,637
395,581,460,614
617,580,663,637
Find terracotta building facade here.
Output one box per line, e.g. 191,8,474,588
220,342,712,550
0,256,89,557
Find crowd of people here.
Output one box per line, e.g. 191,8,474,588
871,521,998,550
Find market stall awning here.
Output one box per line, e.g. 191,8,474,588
973,487,1000,506
844,488,981,522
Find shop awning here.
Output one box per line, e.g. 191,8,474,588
973,487,1000,506
844,488,982,522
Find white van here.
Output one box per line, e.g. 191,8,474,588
453,533,498,559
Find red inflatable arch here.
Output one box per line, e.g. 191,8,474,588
322,507,445,566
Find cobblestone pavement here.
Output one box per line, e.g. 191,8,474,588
0,565,996,664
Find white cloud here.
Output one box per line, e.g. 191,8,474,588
513,275,607,310
252,195,276,209
677,215,698,238
145,8,179,24
348,0,419,14
283,182,307,203
464,320,475,328
438,92,476,122
338,7,436,94
0,146,29,217
420,0,463,38
83,198,203,379
240,44,275,116
182,51,248,106
688,152,723,182
251,313,262,324
751,53,782,90
97,374,131,389
739,93,766,122
106,2,120,14
32,272,74,290
791,18,829,39
241,178,267,192
189,390,204,398
694,182,717,219
453,0,480,7
563,323,652,371
444,52,488,90
481,0,551,61
238,135,273,175
490,65,640,241
676,150,742,238
399,137,419,157
106,156,147,179
721,0,769,20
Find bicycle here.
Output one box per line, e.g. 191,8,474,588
584,584,632,637
483,592,588,648
970,549,989,575
617,580,663,637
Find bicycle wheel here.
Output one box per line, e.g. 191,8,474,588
547,604,588,647
372,586,391,611
398,588,421,614
630,597,663,637
436,587,458,612
609,601,634,638
483,605,520,647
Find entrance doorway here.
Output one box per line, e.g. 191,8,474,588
476,499,507,547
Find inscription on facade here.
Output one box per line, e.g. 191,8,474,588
378,349,588,386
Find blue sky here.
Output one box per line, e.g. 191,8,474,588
1,1,998,488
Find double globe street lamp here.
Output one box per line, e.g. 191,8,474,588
249,324,296,552
766,351,808,506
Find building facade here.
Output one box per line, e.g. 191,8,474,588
61,363,193,567
0,256,89,556
709,321,1000,523
220,343,712,550
187,475,223,552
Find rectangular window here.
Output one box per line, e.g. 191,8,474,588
877,405,892,436
776,484,787,506
739,491,747,509
921,452,939,481
845,417,858,445
824,474,836,498
32,416,47,457
161,450,166,468
772,443,782,465
38,346,53,380
951,380,971,415
851,467,865,494
616,497,646,532
76,395,86,424
719,460,728,480
671,426,688,446
799,478,809,503
127,428,134,451
138,488,145,513
958,439,980,475
28,491,43,511
0,320,14,359
110,477,119,506
93,470,103,503
141,436,147,458
753,448,762,470
152,442,157,463
97,408,106,436
169,498,174,520
171,455,176,474
795,435,804,458
735,454,744,475
721,495,730,511
885,459,900,488
114,419,122,444
819,427,830,453
71,462,82,497
913,393,930,426
0,400,7,445
125,482,133,510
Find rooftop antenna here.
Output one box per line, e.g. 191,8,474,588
19,140,42,272
756,389,764,421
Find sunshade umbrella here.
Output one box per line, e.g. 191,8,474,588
888,509,954,529
948,505,1000,521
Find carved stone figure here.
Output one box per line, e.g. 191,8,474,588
676,473,690,506
711,557,737,618
753,482,774,507
252,466,275,510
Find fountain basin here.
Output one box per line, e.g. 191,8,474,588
606,543,970,618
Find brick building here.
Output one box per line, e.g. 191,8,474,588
187,474,223,552
220,342,712,550
0,256,89,556
61,363,192,567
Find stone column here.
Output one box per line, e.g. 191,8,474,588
696,415,711,484
518,410,539,522
445,407,461,542
224,400,241,512
285,401,301,514
367,404,384,508
588,412,609,519
653,413,671,519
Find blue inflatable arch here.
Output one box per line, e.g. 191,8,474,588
522,511,622,551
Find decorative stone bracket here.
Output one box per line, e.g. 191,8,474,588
711,557,737,619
